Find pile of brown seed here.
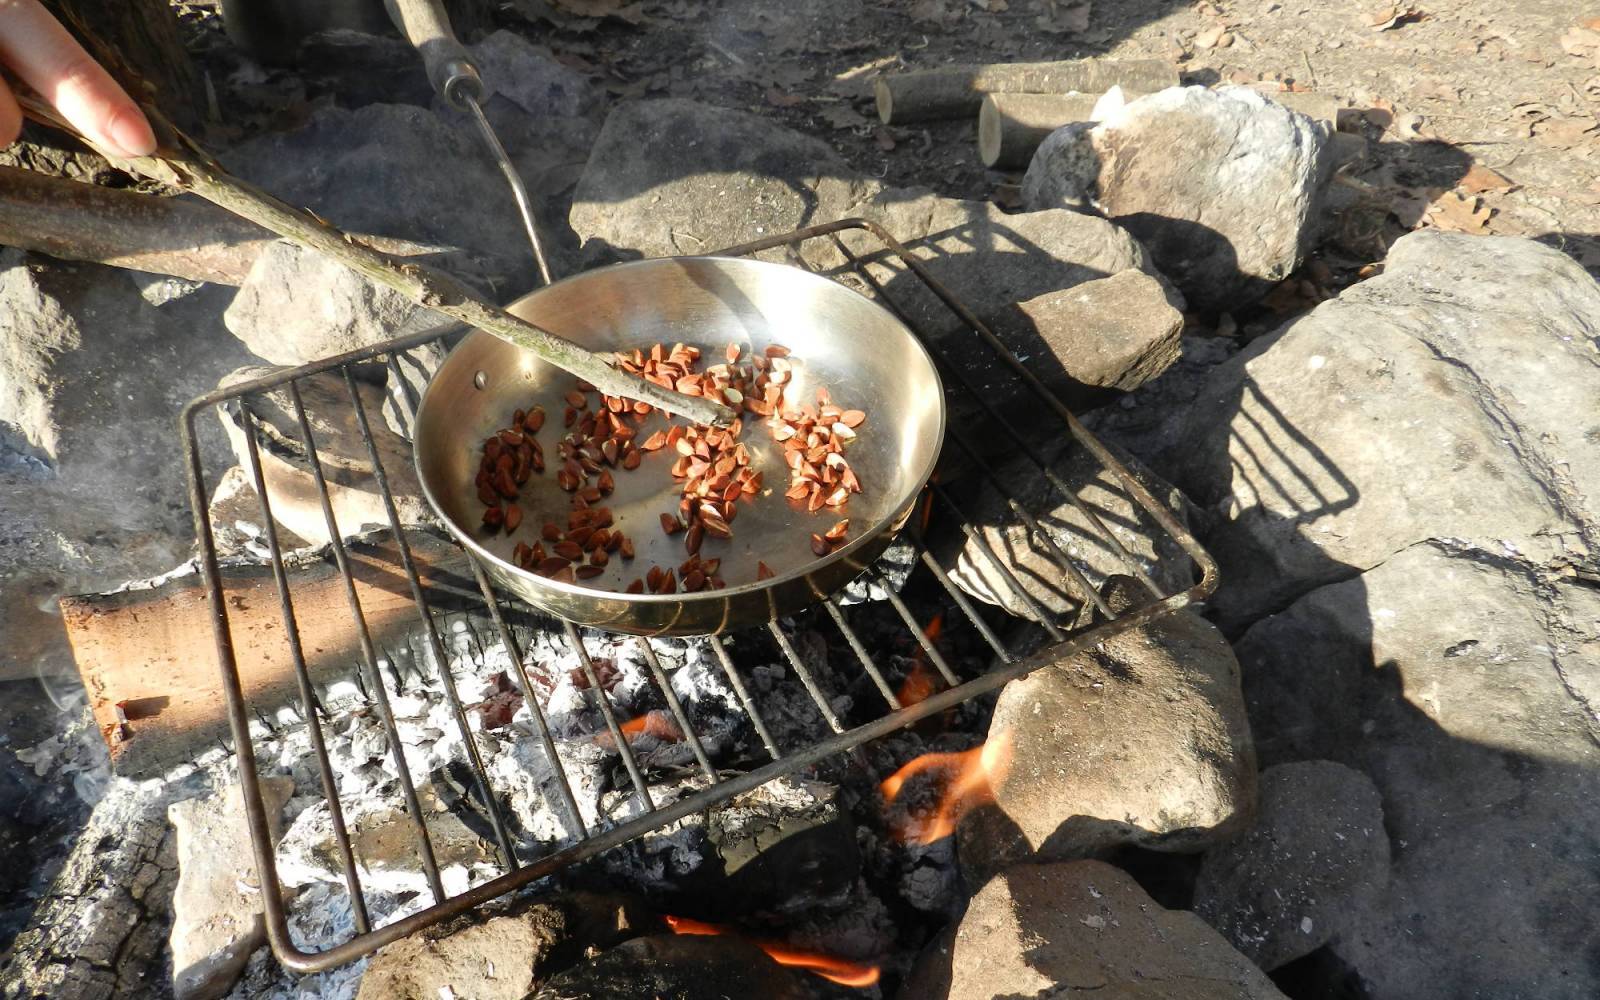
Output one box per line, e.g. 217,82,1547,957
472,340,866,594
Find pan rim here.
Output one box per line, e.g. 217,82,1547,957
413,254,946,607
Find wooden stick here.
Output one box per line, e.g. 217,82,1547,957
978,92,1103,169
17,96,733,427
875,58,1177,125
0,164,482,285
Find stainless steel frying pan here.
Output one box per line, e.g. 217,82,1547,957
413,256,945,635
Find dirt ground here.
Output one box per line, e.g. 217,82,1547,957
177,0,1600,288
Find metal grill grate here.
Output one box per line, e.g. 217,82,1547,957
181,219,1216,972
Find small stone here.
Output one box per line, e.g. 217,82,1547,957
168,778,294,1000
1024,86,1330,313
959,578,1256,884
224,241,424,367
1193,761,1389,970
902,860,1288,999
988,269,1185,411
356,893,658,1000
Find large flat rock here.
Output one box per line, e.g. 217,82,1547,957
1235,542,1600,998
1155,231,1600,627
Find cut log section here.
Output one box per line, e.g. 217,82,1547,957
875,58,1177,125
61,531,482,778
978,92,1101,169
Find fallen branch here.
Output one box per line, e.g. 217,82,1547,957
874,58,1177,125
16,96,733,427
977,92,1104,169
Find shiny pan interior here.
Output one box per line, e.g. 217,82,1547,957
413,256,946,635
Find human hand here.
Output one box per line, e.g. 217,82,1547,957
0,0,156,157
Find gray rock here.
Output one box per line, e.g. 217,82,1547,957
217,365,431,546
532,934,814,1000
1025,86,1329,312
1193,761,1389,971
990,269,1185,410
1158,231,1600,627
902,860,1287,1000
568,100,1153,360
569,98,874,262
958,579,1255,884
168,778,294,1000
835,184,1158,346
1235,541,1600,998
223,240,424,367
356,893,657,1000
946,438,1198,623
0,249,78,463
223,64,597,296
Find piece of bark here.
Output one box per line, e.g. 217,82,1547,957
60,531,480,778
978,92,1102,169
875,58,1177,124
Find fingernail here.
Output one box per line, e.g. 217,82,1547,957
106,109,156,158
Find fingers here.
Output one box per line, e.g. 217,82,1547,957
0,79,20,148
0,0,155,157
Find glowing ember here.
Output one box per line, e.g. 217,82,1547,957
879,729,1014,845
896,613,945,708
593,709,683,750
663,915,881,987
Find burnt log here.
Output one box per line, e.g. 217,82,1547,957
60,531,486,778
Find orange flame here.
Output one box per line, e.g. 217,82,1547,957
879,729,1014,845
664,915,881,987
896,614,945,708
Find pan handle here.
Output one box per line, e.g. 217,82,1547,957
385,0,483,107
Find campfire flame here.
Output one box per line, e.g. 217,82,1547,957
896,613,945,708
879,729,1014,845
664,914,881,987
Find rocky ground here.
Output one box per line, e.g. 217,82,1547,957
2,0,1599,998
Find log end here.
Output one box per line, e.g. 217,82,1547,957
977,95,1003,168
874,76,894,125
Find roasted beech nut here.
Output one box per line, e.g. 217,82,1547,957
810,532,830,557
626,578,645,594
553,541,583,561
824,518,849,542
757,560,776,580
542,521,562,542
660,513,684,535
523,407,546,433
535,556,570,576
619,536,636,560
685,523,704,555
576,565,605,580
504,504,524,532
482,506,504,529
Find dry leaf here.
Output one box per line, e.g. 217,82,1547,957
1367,5,1422,31
1194,24,1230,48
1559,26,1600,63
765,87,806,108
1425,191,1491,233
872,126,897,151
1533,116,1599,150
1458,164,1514,194
1391,188,1434,228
